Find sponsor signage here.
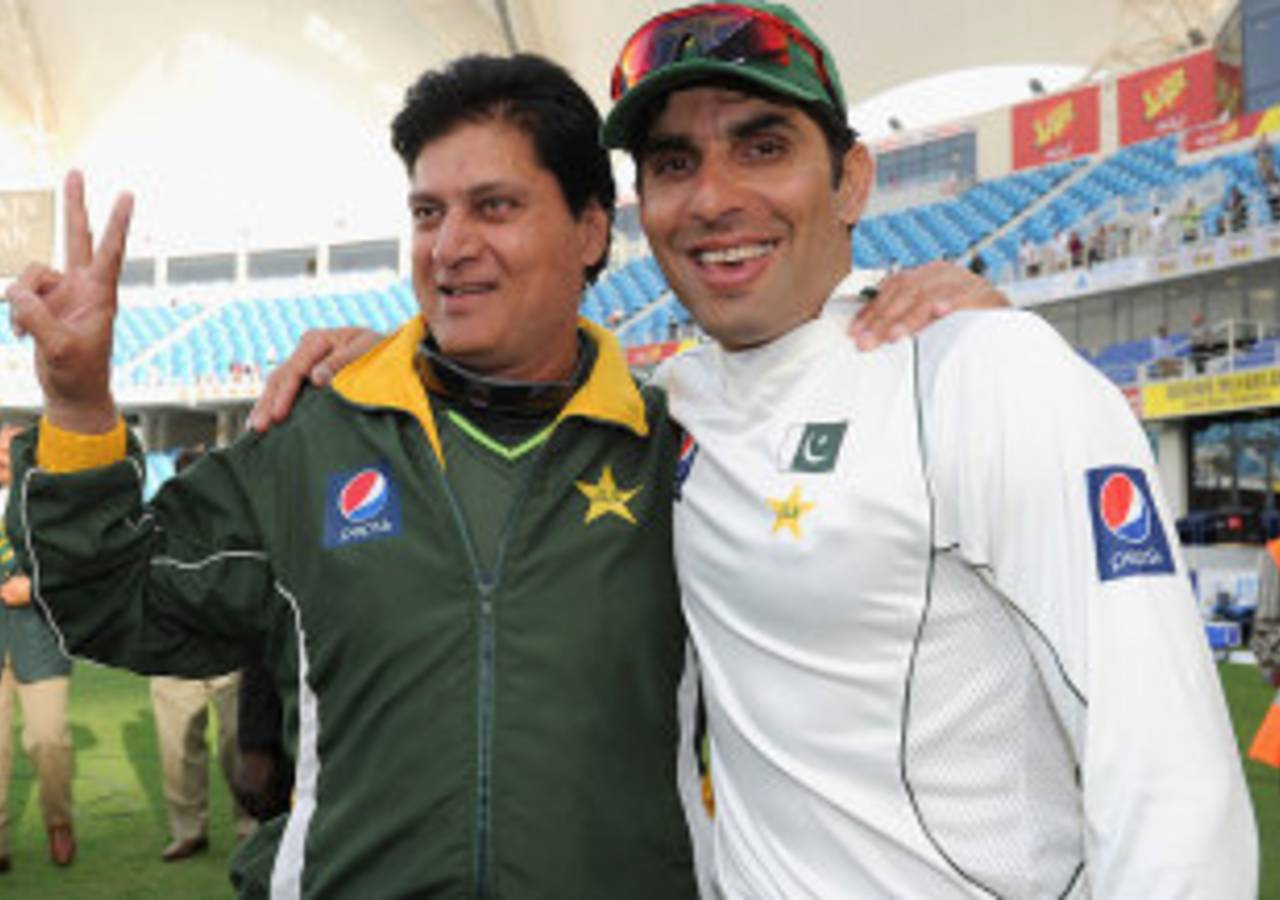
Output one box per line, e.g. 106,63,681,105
1012,85,1101,170
1182,104,1280,154
323,464,403,549
1118,50,1219,146
0,190,54,278
1141,368,1280,419
1087,466,1175,582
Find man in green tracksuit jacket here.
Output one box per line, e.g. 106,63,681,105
4,55,696,898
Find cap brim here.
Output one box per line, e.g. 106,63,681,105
601,58,829,150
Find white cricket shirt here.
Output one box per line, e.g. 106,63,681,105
659,298,1257,899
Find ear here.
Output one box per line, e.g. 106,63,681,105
835,143,873,227
576,200,611,273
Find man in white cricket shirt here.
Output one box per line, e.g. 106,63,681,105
602,2,1258,897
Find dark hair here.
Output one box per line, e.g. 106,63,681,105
625,75,856,188
392,54,616,283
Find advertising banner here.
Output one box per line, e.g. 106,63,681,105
0,190,54,278
1012,85,1101,169
1118,50,1219,145
1182,104,1280,154
1142,368,1280,419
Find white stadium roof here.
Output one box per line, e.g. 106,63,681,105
0,0,1235,249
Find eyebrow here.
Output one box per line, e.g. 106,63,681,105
728,111,796,141
639,134,696,162
642,110,799,160
407,181,523,206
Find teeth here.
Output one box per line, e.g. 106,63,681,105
696,242,774,265
440,284,492,296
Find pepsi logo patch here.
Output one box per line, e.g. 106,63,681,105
674,432,699,501
324,464,403,549
340,470,389,523
1086,466,1174,582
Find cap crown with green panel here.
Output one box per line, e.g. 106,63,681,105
602,1,848,149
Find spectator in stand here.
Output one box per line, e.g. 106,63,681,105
0,423,76,872
1150,325,1181,379
1257,133,1278,188
1068,230,1084,267
1052,229,1070,272
1190,312,1215,374
1181,198,1202,244
1118,221,1134,257
966,252,987,277
1086,226,1104,268
1227,186,1248,233
1149,205,1169,252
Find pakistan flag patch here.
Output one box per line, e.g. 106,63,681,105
785,421,848,473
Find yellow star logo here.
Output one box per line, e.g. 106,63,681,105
576,465,642,525
768,485,816,538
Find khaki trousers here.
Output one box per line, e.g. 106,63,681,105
150,673,254,843
0,658,72,856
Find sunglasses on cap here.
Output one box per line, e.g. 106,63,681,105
610,3,839,109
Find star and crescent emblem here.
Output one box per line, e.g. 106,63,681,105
768,485,816,537
576,465,642,525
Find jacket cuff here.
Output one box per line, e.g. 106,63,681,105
36,416,128,473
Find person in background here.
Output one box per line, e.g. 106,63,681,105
0,423,75,872
1181,197,1202,244
1068,229,1085,267
1190,311,1215,374
232,660,293,824
1256,133,1277,188
1227,185,1248,233
149,446,255,862
1248,536,1280,769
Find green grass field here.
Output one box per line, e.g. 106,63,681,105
1222,662,1279,899
3,663,1277,897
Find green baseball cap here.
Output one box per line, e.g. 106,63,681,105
601,1,848,150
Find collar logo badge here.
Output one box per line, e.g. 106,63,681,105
577,464,642,525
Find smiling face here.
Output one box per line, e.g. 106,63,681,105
408,117,608,381
636,87,870,351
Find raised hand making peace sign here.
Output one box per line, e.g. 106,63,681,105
4,171,133,434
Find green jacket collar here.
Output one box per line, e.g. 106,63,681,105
331,317,649,465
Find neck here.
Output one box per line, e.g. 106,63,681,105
418,332,591,417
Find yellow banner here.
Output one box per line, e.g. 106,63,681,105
1142,368,1280,419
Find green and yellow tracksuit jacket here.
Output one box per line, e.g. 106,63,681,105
5,318,696,899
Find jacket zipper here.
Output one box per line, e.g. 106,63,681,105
432,428,560,898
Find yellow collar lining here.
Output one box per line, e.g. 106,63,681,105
330,317,649,466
